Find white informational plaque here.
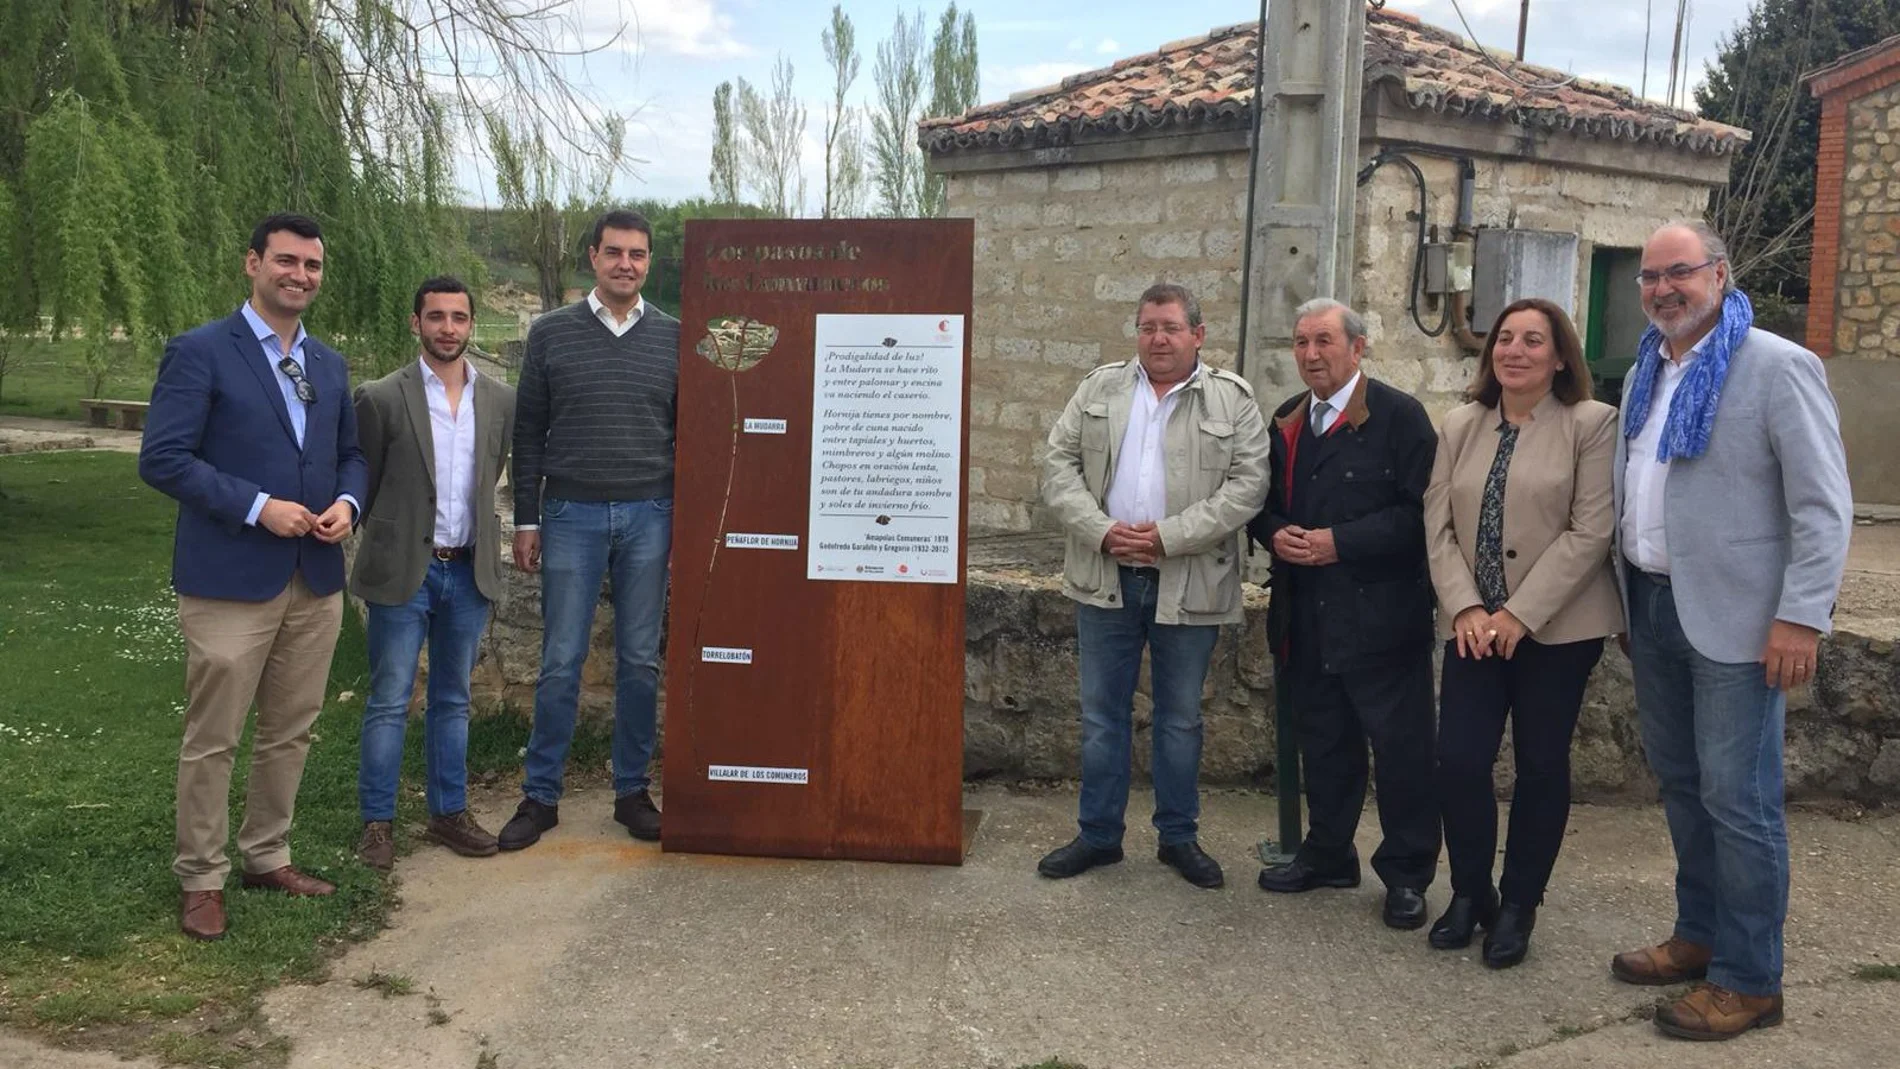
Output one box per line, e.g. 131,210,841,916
808,313,965,583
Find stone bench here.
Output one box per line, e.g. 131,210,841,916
78,398,150,431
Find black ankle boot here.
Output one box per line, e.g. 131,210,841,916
1428,890,1498,950
1482,902,1537,968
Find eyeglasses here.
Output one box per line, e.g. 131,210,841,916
1634,260,1717,288
277,356,317,405
1137,323,1193,337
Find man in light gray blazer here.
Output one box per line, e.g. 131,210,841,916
350,277,517,870
1609,223,1852,1041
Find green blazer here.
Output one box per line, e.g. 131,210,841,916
350,360,516,606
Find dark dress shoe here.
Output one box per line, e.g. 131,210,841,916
1482,902,1537,968
1429,891,1499,950
497,799,560,851
1037,836,1124,878
613,789,662,842
180,890,226,941
1383,886,1428,930
240,865,335,896
1257,856,1361,893
1157,841,1224,888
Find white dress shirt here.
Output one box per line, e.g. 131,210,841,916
1310,370,1362,436
1106,362,1201,526
238,300,360,527
421,357,479,548
588,289,646,337
1621,339,1704,574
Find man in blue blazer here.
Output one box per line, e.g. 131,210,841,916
1609,222,1852,1040
139,213,368,941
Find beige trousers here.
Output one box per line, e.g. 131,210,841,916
174,574,343,891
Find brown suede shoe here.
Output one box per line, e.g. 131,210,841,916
423,810,499,858
1655,984,1784,1041
356,821,394,871
180,890,226,941
240,865,336,896
1611,935,1713,986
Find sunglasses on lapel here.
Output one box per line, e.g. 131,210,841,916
277,356,317,405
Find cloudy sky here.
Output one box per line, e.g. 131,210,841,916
457,0,1753,208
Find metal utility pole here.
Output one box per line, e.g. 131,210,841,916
1238,0,1366,866
1642,0,1653,98
1666,0,1688,108
1516,0,1531,61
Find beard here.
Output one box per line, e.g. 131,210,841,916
1648,289,1722,342
422,336,469,363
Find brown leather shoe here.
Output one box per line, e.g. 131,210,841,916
423,810,499,858
1611,935,1713,985
180,890,226,941
356,821,394,871
240,865,336,896
1655,984,1784,1040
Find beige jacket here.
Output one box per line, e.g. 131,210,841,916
1424,393,1623,644
1042,360,1270,625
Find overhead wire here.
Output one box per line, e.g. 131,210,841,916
1444,0,1580,93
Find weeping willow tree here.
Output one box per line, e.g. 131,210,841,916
0,1,624,380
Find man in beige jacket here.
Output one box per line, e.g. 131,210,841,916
1037,283,1270,889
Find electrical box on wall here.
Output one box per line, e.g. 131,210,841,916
1423,243,1473,296
1471,229,1579,329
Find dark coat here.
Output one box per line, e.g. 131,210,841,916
1247,374,1437,672
139,309,368,600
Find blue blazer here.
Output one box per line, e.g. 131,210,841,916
139,309,369,601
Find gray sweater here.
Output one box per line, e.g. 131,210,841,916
512,299,681,525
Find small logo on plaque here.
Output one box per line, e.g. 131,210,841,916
743,418,788,434
700,647,753,664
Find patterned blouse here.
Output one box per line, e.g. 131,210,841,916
1474,420,1521,612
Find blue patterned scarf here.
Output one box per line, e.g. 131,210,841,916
1622,289,1753,461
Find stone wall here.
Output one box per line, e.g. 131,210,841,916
1827,80,1900,361
399,540,1900,805
947,150,1713,533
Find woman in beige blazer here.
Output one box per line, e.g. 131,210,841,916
1422,297,1623,969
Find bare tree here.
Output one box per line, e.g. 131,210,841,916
736,56,809,218
488,111,628,311
821,5,867,218
870,10,927,218
294,1,636,169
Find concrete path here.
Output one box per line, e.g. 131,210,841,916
147,787,1900,1068
0,415,140,455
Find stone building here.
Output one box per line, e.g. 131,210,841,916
1806,36,1900,505
921,5,1747,532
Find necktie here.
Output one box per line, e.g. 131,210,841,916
1312,399,1331,436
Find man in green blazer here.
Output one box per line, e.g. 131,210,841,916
349,276,517,870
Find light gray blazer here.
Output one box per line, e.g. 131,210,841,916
351,362,516,606
1611,327,1853,664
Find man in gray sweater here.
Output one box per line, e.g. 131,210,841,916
501,209,681,850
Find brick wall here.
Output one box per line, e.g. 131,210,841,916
948,149,1716,533
1812,74,1900,359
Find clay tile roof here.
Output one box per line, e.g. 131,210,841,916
920,3,1749,157
1805,33,1900,97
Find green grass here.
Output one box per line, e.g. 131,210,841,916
0,337,158,422
1853,962,1900,981
0,451,592,1063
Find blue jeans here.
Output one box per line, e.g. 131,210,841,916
524,497,672,803
359,556,491,821
1074,567,1221,848
1626,569,1789,996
